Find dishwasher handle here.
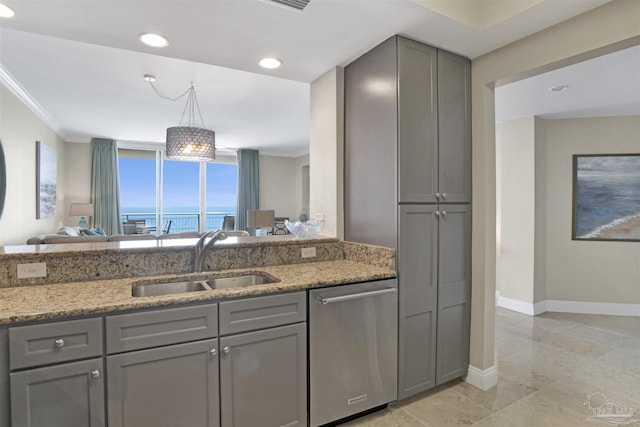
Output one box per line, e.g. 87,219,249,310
317,287,397,305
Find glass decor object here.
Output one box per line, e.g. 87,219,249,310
284,218,324,238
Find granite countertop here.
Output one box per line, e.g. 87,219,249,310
0,259,396,325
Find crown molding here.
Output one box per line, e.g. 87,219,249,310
0,63,69,141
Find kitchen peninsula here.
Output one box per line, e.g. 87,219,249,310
0,236,396,427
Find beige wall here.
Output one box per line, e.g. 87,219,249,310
497,116,639,307
470,0,640,371
310,67,344,237
259,154,309,220
64,142,92,226
496,118,536,303
544,116,640,304
295,154,310,220
533,117,547,304
0,85,67,245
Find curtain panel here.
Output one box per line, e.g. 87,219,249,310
91,138,123,235
235,149,259,234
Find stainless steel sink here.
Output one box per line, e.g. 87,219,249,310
131,281,210,297
131,272,279,296
206,274,277,289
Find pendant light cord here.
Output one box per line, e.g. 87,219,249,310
149,81,207,128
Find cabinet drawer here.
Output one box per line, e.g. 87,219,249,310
9,317,103,370
219,292,306,335
106,303,218,354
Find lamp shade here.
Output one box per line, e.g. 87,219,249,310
247,210,275,228
69,203,93,217
166,126,216,161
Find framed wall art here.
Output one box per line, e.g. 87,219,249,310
36,140,57,219
573,154,640,242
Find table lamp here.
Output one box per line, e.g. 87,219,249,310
69,203,93,228
247,210,275,236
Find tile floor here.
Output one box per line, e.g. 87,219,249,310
342,308,640,426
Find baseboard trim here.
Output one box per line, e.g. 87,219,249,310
465,365,497,391
545,300,640,316
495,292,546,315
496,292,640,317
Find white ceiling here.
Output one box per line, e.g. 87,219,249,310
495,45,640,124
0,0,628,156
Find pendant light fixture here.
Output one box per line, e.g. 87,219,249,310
146,75,216,161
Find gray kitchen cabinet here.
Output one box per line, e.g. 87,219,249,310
435,204,471,384
398,37,439,204
6,318,105,427
345,35,471,400
436,50,471,204
10,357,105,427
397,37,471,204
219,323,307,427
106,293,306,427
397,205,438,398
107,339,219,427
1,328,10,427
106,304,218,353
397,204,471,398
218,292,307,427
9,317,103,370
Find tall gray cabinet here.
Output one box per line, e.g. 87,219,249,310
344,35,471,400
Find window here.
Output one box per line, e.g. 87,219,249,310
118,148,237,234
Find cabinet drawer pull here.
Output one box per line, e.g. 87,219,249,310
90,370,101,379
223,346,231,354
54,339,65,348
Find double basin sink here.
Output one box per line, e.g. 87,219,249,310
131,272,279,297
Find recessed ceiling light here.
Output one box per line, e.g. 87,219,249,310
0,4,16,18
143,74,157,82
259,58,282,69
139,33,169,48
549,85,569,92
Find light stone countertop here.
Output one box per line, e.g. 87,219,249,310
0,259,396,325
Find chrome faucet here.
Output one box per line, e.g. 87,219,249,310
194,230,228,273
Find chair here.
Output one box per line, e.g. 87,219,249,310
222,215,235,231
123,219,146,235
162,220,172,234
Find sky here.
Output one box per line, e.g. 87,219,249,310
119,158,238,211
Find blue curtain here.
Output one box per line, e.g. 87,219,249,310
91,138,123,235
235,149,259,234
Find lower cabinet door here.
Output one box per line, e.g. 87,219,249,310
219,323,306,427
107,339,219,427
10,358,105,427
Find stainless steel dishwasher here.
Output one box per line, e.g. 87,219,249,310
309,278,398,426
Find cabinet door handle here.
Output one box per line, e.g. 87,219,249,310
441,210,447,217
54,339,65,348
90,370,101,379
210,348,218,356
442,193,447,200
436,192,441,199
435,211,440,217
223,346,231,354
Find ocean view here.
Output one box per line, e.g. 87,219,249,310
122,206,236,233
